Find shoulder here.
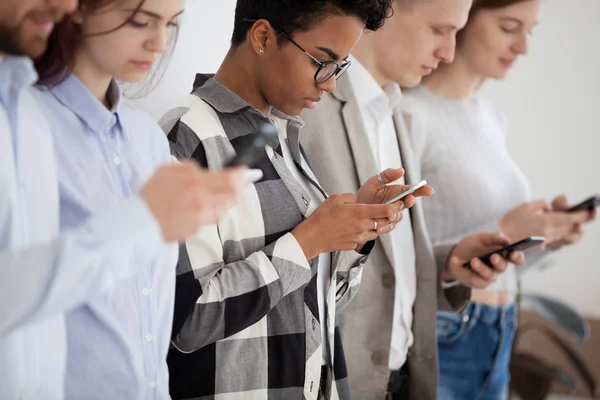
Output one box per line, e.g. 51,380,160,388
158,92,207,136
120,102,171,162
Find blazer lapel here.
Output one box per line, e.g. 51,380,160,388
336,75,396,269
392,110,417,186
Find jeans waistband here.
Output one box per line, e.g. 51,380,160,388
462,301,518,327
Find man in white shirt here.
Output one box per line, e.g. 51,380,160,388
0,1,248,398
301,0,526,399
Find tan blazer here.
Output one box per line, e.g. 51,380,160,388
300,74,470,400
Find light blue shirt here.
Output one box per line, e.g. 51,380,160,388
34,74,178,400
0,58,165,399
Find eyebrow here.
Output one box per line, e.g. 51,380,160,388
316,46,340,61
437,24,459,32
124,8,185,21
499,17,539,28
499,17,523,25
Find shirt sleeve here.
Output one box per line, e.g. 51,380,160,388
171,227,315,353
0,196,165,336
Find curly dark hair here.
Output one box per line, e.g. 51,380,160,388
230,0,394,46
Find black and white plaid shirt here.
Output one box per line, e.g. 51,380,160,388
159,75,373,400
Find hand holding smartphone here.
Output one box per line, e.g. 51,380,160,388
462,236,545,270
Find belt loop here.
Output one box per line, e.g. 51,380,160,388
469,302,480,330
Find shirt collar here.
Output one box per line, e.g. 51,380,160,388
192,73,304,150
346,56,403,123
46,72,125,136
0,56,38,105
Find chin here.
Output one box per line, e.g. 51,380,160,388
117,70,148,85
276,103,303,117
398,74,423,89
22,37,49,59
488,68,510,80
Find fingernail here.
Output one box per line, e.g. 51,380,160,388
389,214,396,221
244,169,263,184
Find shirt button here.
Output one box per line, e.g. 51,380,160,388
113,156,121,165
142,288,150,296
371,350,388,366
148,380,157,389
382,273,395,289
463,315,470,323
145,334,153,342
302,197,309,206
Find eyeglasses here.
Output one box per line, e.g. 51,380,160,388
243,18,352,84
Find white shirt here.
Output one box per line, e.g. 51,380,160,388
277,124,331,365
347,58,417,370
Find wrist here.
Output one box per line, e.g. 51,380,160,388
442,265,455,282
292,221,322,261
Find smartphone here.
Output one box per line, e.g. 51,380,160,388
384,180,428,205
565,195,600,213
225,123,279,168
463,236,546,270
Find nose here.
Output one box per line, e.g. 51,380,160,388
145,25,169,54
513,32,529,55
435,36,457,64
317,75,337,94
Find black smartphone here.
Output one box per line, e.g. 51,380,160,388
225,123,279,168
565,195,600,213
463,236,545,270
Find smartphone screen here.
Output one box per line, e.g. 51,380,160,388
384,180,428,205
225,123,278,168
463,236,545,269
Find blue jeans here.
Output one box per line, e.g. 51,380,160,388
436,302,518,400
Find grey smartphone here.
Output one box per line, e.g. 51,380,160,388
225,123,278,168
383,180,428,205
566,195,600,213
463,236,546,270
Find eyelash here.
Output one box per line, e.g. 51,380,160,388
501,26,518,34
128,20,180,29
433,28,445,36
129,20,148,28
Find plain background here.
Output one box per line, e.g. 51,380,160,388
131,0,600,317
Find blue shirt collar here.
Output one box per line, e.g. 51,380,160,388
45,73,126,136
0,56,38,105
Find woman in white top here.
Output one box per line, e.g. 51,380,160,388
403,0,597,399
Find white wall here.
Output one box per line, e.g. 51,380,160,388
479,0,600,317
132,0,600,317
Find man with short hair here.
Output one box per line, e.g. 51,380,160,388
301,0,524,398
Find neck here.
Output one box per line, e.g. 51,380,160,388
72,53,113,109
422,55,483,101
352,32,391,89
214,47,272,117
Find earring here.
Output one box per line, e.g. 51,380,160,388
258,48,265,55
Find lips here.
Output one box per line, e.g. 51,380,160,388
131,61,155,71
30,17,55,35
500,58,515,68
303,97,321,110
